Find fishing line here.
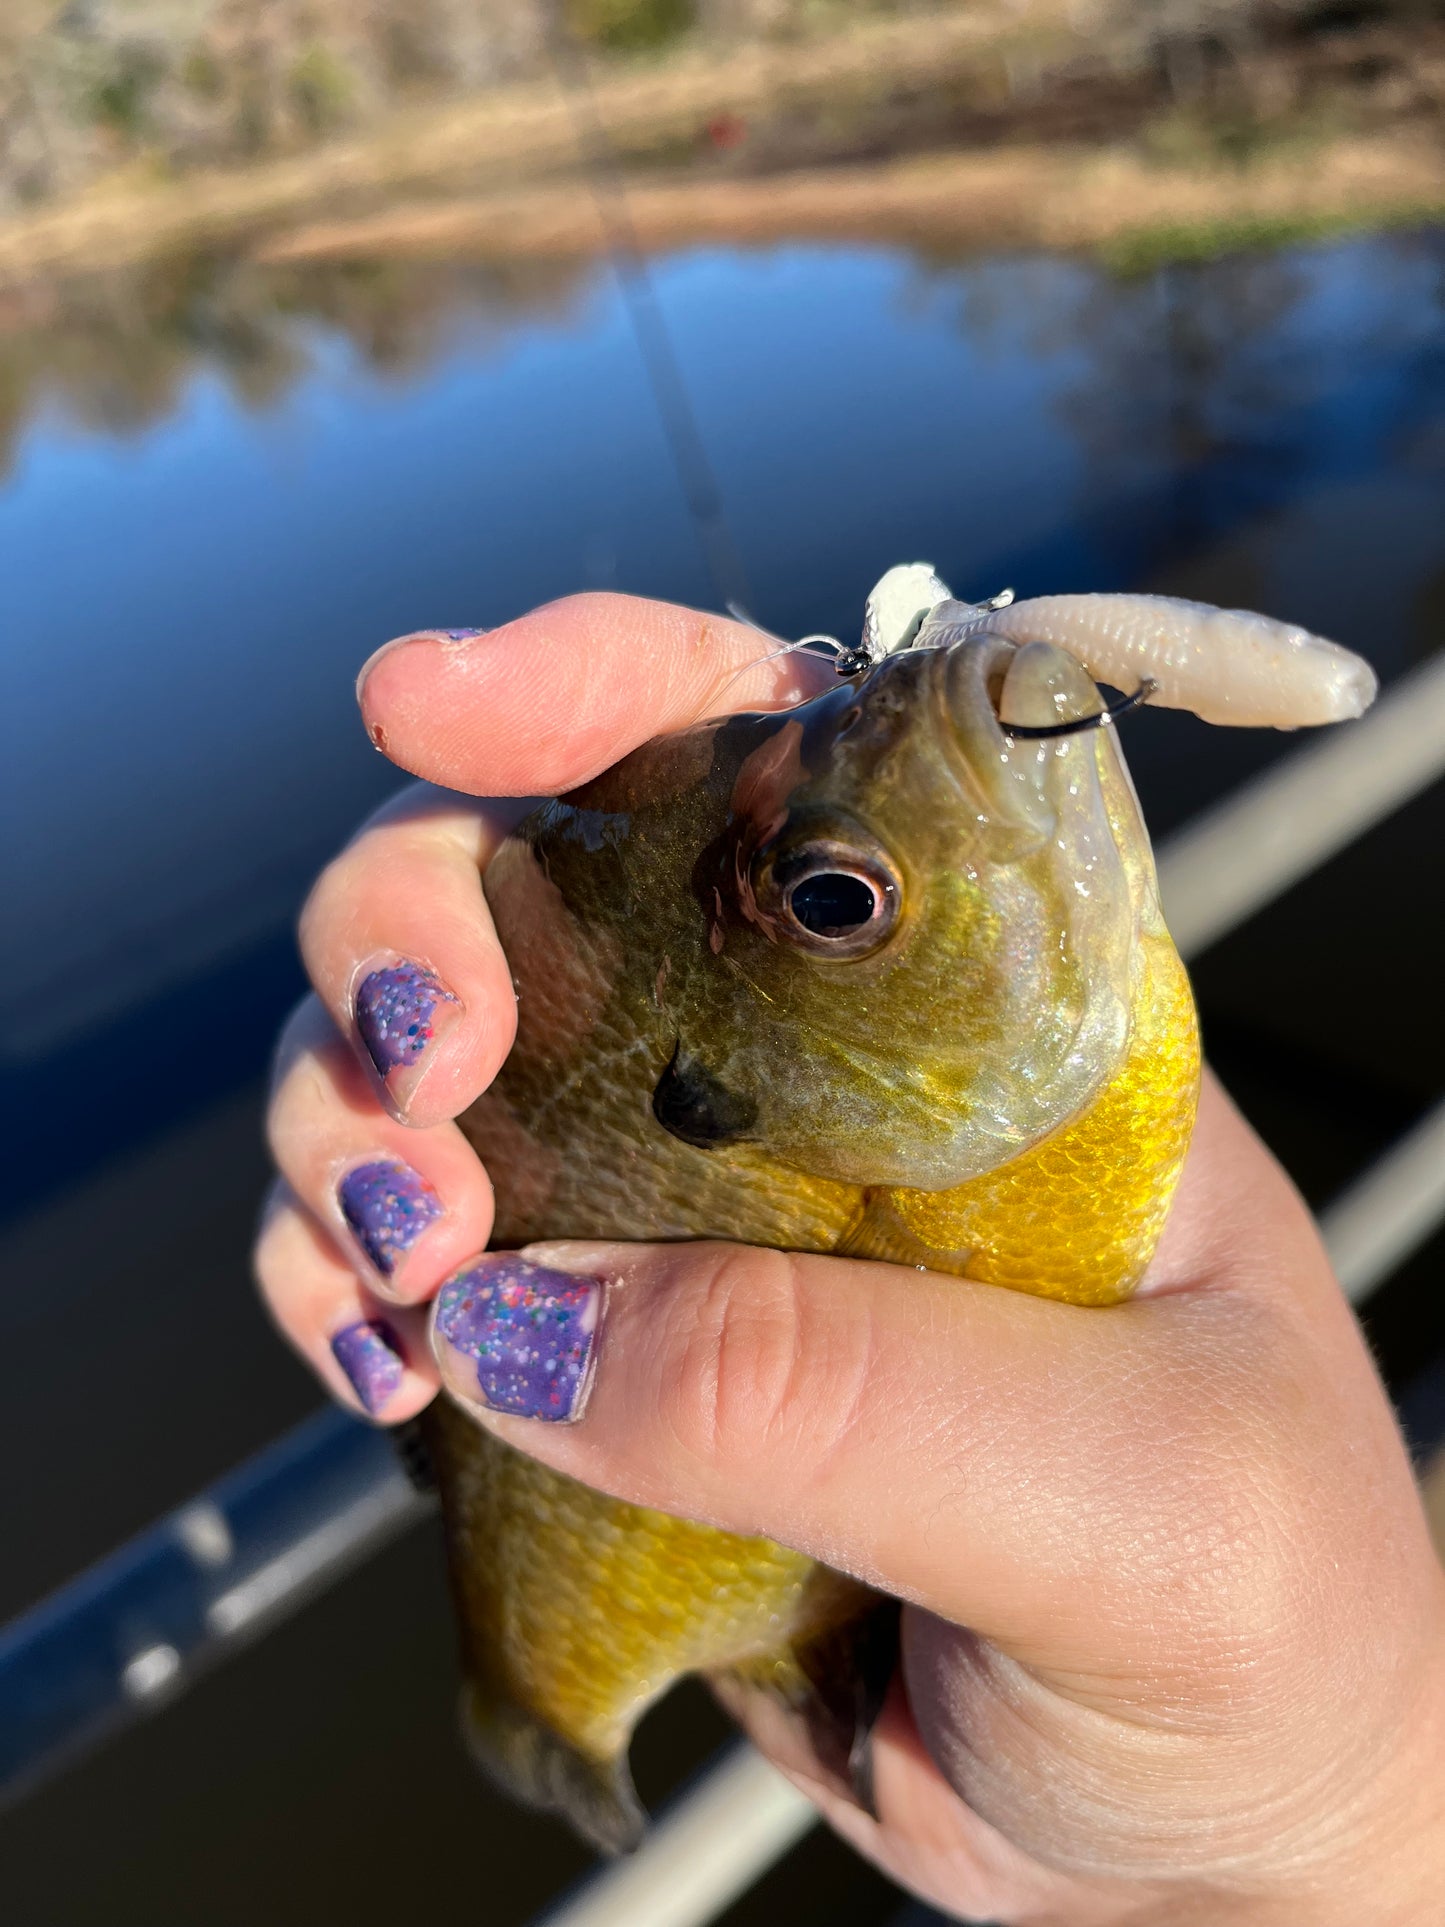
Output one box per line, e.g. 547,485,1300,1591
536,43,1153,731
709,616,851,702
543,6,751,616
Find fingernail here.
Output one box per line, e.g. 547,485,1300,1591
354,959,460,1107
355,633,407,698
357,627,485,688
338,1157,443,1279
432,1254,601,1424
331,1318,406,1415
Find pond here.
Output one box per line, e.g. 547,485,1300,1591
6,230,1445,1202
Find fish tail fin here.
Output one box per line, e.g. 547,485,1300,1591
459,1680,647,1856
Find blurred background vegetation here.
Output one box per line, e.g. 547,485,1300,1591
1,0,1443,205
3,2,1444,237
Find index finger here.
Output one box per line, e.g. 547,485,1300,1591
356,594,837,797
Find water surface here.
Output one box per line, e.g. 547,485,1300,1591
6,237,1443,1136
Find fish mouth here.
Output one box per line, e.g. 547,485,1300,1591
935,634,1042,837
933,632,1109,841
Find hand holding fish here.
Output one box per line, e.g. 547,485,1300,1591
258,588,1445,1924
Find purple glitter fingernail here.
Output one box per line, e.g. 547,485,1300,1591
331,1319,406,1415
439,628,484,640
355,960,459,1087
435,1255,601,1423
339,1158,442,1276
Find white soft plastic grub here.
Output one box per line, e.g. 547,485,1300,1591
862,564,1377,729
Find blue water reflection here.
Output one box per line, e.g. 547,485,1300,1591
5,231,1444,1200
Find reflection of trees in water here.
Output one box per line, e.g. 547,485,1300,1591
0,251,597,474
5,222,1444,542
1084,251,1306,553
268,254,597,373
902,230,1445,568
905,245,1304,504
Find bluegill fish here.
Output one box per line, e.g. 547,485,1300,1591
419,569,1375,1851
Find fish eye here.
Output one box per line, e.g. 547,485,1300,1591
752,840,901,958
787,870,879,936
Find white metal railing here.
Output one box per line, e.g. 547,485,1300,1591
1157,650,1445,958
537,1747,818,1927
531,650,1445,1927
1323,1098,1445,1306
0,1409,428,1806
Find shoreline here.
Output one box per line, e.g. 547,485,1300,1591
252,136,1445,274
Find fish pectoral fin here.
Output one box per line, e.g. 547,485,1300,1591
837,1192,975,1274
460,1680,647,1856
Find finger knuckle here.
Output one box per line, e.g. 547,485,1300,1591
252,1192,338,1349
251,1192,297,1313
653,1246,796,1469
1127,1306,1319,1690
265,1008,346,1159
297,844,364,967
267,998,307,1099
657,1247,866,1479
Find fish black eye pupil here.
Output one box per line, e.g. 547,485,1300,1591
787,871,879,937
754,838,901,956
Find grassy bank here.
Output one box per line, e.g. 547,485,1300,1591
0,6,1083,283
249,132,1445,273
0,2,1441,287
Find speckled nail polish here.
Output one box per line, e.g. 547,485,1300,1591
331,1319,405,1415
439,628,484,640
355,959,459,1092
339,1158,442,1276
434,1255,601,1423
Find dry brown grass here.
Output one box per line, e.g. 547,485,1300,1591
0,4,1084,284
248,134,1445,271
3,4,1441,286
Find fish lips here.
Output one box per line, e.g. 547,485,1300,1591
930,629,1118,853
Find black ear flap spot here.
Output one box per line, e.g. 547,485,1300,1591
652,1044,758,1149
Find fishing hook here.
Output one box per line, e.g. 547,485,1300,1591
1000,678,1158,739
